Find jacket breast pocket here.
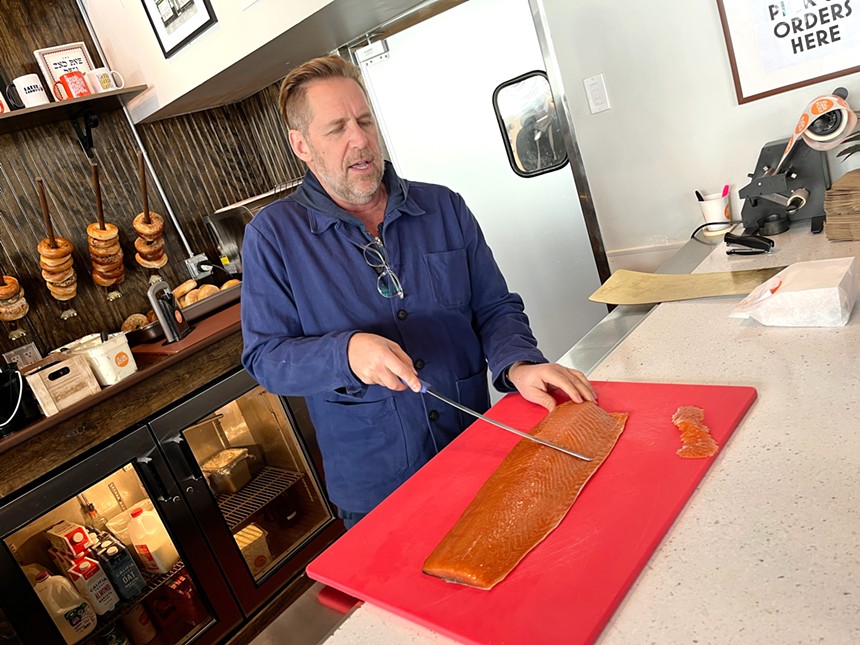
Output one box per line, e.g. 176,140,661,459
424,249,470,309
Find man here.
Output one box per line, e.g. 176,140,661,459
241,55,595,528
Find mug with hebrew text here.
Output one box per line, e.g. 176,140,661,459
52,71,91,101
6,74,50,109
86,67,124,93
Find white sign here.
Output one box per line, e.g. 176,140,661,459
718,0,860,103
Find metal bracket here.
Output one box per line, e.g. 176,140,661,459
183,253,212,280
70,108,100,158
354,39,389,66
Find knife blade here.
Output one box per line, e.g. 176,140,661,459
414,379,592,461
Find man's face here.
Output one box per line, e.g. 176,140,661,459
289,77,384,207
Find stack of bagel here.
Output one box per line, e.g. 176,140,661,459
38,237,77,302
0,276,29,322
88,223,125,288
133,211,168,271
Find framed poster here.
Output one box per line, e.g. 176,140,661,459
142,0,217,58
717,0,860,103
33,42,96,86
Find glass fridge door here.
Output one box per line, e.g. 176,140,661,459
151,369,340,613
0,609,22,644
0,427,241,644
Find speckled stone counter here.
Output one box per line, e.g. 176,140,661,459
322,225,860,644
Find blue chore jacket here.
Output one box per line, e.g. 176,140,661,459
241,162,547,512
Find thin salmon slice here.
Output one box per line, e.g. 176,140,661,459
422,401,628,590
671,405,718,458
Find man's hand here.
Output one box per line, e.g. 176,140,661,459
507,362,596,411
347,332,422,392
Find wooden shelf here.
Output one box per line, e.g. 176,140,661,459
0,84,147,135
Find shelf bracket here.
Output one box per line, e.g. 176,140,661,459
70,108,100,158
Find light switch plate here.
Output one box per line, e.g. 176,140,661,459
583,74,610,114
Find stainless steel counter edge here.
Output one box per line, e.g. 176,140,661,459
558,235,720,375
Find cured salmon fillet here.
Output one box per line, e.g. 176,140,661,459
422,401,628,590
671,405,718,458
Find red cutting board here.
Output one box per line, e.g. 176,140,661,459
307,381,757,645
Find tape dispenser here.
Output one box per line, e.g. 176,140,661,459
739,87,857,236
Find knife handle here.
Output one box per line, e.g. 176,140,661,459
400,377,429,393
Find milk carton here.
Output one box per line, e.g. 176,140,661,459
46,520,90,556
94,540,146,600
67,557,119,615
233,523,271,576
48,546,87,580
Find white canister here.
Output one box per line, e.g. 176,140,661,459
120,602,157,645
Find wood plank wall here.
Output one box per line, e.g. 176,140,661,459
136,83,303,258
0,1,304,358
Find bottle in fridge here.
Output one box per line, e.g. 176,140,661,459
0,425,243,644
127,507,180,575
32,570,97,644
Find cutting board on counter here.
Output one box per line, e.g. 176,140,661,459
307,381,758,645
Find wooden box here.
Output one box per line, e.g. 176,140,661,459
21,353,101,416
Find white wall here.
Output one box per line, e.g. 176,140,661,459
540,0,860,257
83,0,860,260
81,0,328,122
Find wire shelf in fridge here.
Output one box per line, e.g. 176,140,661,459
216,466,304,530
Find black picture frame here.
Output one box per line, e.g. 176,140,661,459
141,0,217,59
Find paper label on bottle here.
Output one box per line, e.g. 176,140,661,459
134,543,159,572
63,602,96,632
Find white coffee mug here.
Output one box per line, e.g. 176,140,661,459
85,67,125,93
6,74,50,109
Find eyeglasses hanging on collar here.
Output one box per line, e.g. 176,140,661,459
361,239,404,299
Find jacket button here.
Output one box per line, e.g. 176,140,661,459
428,410,439,421
396,309,408,320
414,359,425,370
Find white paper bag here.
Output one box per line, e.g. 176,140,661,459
730,257,857,327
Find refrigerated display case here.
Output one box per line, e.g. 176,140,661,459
148,368,342,615
0,427,242,644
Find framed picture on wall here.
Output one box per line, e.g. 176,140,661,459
717,0,860,103
141,0,217,58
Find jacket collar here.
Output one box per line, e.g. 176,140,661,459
291,161,425,235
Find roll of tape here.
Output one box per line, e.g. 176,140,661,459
773,93,857,174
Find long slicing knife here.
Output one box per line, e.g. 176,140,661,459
414,379,592,461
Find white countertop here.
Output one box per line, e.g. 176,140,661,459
323,226,860,644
